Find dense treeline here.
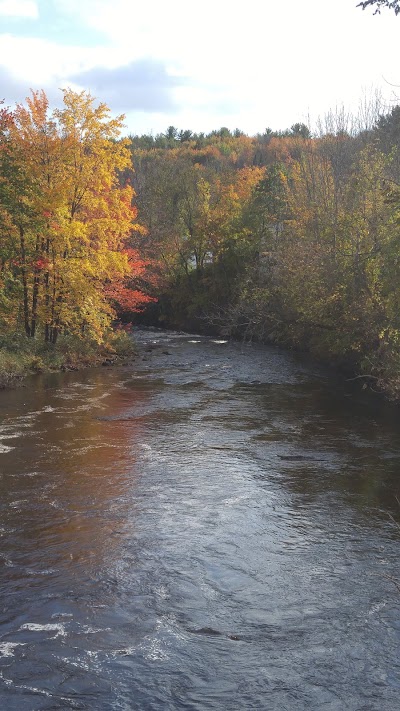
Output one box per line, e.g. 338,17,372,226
2,89,400,400
127,108,400,400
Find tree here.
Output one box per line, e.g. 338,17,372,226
357,0,400,14
0,89,145,344
178,129,193,143
290,123,311,139
0,101,23,330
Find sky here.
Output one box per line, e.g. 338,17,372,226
0,0,399,137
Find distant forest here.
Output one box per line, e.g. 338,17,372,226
125,104,400,399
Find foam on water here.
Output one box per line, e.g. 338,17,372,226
0,642,26,657
19,623,67,637
0,444,14,453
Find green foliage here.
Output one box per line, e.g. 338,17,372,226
104,327,137,358
0,323,136,388
0,350,28,388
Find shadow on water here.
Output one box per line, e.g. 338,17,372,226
240,378,400,523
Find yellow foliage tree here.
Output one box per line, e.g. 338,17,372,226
6,89,138,343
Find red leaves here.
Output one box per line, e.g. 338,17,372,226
34,257,49,271
103,247,159,313
104,282,156,312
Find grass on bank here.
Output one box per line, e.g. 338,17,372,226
0,327,137,389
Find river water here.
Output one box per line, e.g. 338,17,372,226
0,328,399,710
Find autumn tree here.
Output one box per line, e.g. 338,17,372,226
0,89,146,344
0,101,23,330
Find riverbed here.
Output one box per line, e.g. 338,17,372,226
0,328,399,710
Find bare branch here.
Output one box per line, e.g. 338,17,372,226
357,0,400,15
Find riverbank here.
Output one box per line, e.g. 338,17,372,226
0,327,136,389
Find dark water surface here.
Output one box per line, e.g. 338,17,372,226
0,329,399,710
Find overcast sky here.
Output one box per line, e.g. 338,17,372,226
0,0,399,136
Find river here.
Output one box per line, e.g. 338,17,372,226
0,328,399,710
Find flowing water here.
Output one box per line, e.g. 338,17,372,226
0,328,399,710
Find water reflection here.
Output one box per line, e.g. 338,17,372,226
0,370,157,587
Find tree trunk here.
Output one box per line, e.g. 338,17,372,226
19,226,31,337
30,234,41,338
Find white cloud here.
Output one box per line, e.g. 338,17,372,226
0,0,400,136
0,0,38,18
0,34,93,85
